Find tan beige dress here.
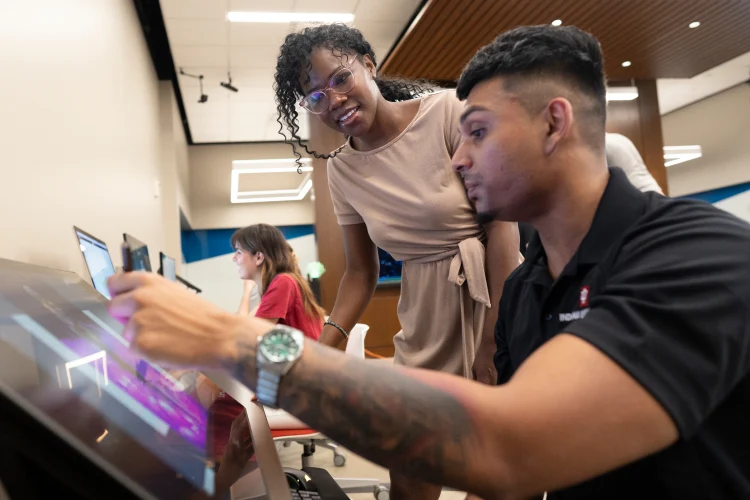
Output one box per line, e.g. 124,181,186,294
327,90,489,378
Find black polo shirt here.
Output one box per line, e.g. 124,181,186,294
495,168,750,498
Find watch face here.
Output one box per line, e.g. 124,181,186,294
260,329,301,363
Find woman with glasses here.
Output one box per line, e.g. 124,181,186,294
274,23,519,499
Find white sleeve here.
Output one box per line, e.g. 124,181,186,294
605,133,664,194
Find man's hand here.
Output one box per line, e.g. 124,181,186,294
472,344,498,386
107,272,252,369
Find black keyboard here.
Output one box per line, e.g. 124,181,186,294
290,489,321,500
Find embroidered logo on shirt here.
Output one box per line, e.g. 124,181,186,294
559,308,590,323
579,286,591,308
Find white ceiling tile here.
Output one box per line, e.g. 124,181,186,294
164,0,419,144
173,45,229,68
292,0,358,13
229,23,289,46
229,45,280,69
373,46,392,64
177,68,237,88
230,0,294,12
192,129,231,143
165,19,228,46
229,88,276,104
354,21,403,50
229,101,268,118
355,0,421,23
161,0,228,20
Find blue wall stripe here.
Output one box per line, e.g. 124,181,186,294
678,181,750,204
182,224,315,264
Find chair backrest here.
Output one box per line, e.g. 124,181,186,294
345,323,369,360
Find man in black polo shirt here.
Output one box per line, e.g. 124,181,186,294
105,25,750,500
453,25,750,497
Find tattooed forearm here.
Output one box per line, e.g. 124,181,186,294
230,329,485,491
283,344,478,488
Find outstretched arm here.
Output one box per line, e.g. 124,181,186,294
232,329,677,499
108,273,678,499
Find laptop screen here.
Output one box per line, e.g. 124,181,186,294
74,227,116,299
123,233,152,272
160,253,177,281
0,258,273,499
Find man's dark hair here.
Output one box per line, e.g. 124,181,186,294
457,25,608,146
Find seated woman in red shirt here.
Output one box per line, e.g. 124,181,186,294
232,223,324,337
203,223,325,466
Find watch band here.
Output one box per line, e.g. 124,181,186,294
255,369,281,408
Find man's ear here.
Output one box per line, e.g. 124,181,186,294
542,97,574,156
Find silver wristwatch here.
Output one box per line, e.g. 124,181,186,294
255,325,305,408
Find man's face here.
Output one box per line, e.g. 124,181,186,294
453,77,550,223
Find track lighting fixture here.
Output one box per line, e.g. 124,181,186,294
179,68,208,103
221,72,238,92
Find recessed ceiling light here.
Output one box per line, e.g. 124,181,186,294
689,21,701,28
227,12,355,23
621,61,632,67
551,19,563,26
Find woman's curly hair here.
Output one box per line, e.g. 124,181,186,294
273,23,434,171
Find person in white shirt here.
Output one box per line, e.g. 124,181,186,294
605,132,664,194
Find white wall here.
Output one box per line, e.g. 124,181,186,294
663,83,750,197
0,0,183,282
189,142,315,229
183,233,317,312
159,82,191,272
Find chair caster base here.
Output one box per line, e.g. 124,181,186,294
374,485,389,500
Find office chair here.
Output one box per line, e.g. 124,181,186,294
265,323,390,499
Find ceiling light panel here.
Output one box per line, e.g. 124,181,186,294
231,159,314,203
606,86,639,101
227,12,355,23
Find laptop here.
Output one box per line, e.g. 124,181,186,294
73,226,117,299
123,233,152,272
159,252,177,281
0,258,291,499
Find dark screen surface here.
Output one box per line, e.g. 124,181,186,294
123,233,152,272
0,258,267,499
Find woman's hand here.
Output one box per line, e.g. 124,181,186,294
243,280,256,296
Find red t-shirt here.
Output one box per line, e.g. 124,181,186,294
208,274,322,460
254,274,322,341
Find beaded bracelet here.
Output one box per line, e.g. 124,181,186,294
324,320,349,340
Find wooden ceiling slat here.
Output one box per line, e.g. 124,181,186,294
450,0,543,77
409,0,492,78
384,0,448,76
392,0,460,77
626,2,719,74
658,8,750,76
435,0,526,80
382,0,750,81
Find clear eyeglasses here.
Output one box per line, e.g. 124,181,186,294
299,61,356,114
